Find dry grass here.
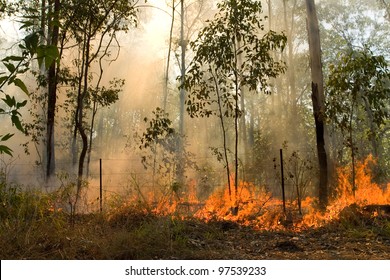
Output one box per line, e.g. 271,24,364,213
1,179,389,260
1,201,389,259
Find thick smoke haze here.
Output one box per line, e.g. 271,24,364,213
0,0,389,213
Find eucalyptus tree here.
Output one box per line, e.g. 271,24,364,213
59,0,138,210
0,0,60,175
318,0,390,184
45,0,60,179
305,0,328,210
13,0,139,211
139,107,179,192
282,0,299,121
6,1,52,175
85,78,122,177
162,0,213,188
326,48,390,192
183,0,286,204
17,0,137,190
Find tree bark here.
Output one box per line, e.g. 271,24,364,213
305,0,328,210
212,68,232,200
176,0,186,187
46,0,60,180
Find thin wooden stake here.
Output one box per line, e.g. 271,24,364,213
100,158,103,212
280,149,286,214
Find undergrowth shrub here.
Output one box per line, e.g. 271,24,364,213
0,178,71,259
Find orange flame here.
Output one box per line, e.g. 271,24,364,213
108,156,388,231
298,155,389,229
193,155,389,230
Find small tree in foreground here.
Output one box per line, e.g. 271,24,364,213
139,107,194,200
183,0,286,205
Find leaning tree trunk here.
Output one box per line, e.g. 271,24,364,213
305,0,328,210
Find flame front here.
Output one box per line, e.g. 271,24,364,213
109,155,389,231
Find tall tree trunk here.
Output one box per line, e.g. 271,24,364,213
87,41,106,177
74,17,91,211
75,36,90,211
305,0,328,210
46,0,60,180
233,36,239,203
176,0,186,186
179,0,185,137
212,68,232,199
284,0,298,124
72,45,86,168
40,0,47,175
282,0,290,110
163,0,175,111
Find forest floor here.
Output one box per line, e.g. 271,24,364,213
184,219,390,259
1,204,390,260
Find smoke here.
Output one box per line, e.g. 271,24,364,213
0,0,314,199
3,0,388,216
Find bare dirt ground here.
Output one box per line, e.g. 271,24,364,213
182,220,390,259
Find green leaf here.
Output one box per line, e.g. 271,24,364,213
0,145,13,156
13,78,29,95
36,46,44,68
11,114,24,132
37,45,60,69
24,32,39,55
0,75,8,85
17,99,28,109
47,47,59,68
2,56,24,62
1,133,14,141
2,94,16,107
18,17,39,30
45,45,60,60
3,62,16,73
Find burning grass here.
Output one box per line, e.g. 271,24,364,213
299,156,390,228
117,155,388,233
0,156,389,259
